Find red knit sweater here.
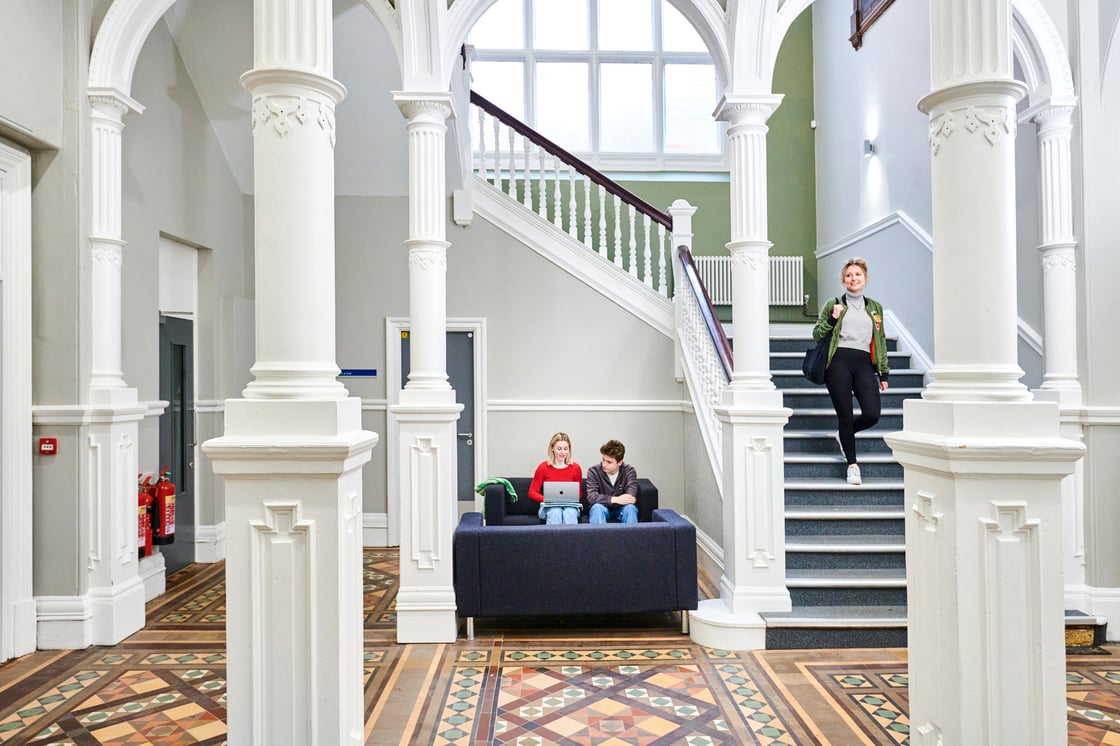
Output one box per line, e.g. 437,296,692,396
528,461,583,503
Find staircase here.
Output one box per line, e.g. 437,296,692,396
761,331,924,648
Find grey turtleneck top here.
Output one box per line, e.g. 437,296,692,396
837,293,873,352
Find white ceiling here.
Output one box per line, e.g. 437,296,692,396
161,0,410,197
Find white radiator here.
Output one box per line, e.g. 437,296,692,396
693,255,805,306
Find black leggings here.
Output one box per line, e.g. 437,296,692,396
825,347,882,465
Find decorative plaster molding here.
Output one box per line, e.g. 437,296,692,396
251,95,337,146
395,96,453,124
963,106,1016,145
730,251,765,270
407,247,448,271
91,244,122,268
1042,252,1076,273
914,492,942,531
929,106,1015,153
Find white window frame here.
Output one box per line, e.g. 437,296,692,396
471,0,728,173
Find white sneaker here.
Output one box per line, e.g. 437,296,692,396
846,464,862,485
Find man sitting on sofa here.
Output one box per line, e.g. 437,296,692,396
585,439,640,524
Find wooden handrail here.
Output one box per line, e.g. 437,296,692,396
470,90,672,230
678,246,733,381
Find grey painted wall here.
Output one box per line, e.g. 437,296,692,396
0,0,63,147
811,0,932,250
119,19,252,528
336,196,688,515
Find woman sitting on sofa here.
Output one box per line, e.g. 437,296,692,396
528,432,583,525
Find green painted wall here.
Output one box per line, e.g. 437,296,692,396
623,9,817,323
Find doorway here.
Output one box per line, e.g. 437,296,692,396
386,318,487,546
401,330,476,502
159,315,195,575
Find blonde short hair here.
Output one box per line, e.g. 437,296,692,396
841,257,869,280
547,432,573,466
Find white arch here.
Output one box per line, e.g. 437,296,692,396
89,0,179,96
358,0,405,75
443,0,730,92
769,0,1074,104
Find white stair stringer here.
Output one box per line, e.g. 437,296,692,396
471,176,673,338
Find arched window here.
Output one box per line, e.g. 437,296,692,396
469,0,725,171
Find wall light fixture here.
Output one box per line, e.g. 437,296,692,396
863,139,877,157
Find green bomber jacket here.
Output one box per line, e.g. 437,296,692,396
811,295,890,380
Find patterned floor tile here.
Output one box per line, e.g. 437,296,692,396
2,550,1120,745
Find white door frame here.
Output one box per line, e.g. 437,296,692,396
0,139,35,661
385,318,487,547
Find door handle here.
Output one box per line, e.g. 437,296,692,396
457,432,473,438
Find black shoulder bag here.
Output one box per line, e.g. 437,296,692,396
802,296,844,385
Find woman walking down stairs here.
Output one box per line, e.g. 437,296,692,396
763,331,924,649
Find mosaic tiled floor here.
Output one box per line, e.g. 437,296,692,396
1,550,1119,744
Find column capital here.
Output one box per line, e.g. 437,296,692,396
87,87,144,118
918,78,1026,117
1031,100,1077,137
714,93,783,126
393,91,455,122
240,68,347,103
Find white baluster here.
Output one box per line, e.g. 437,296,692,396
553,157,563,230
642,214,653,288
598,186,607,258
476,108,486,179
628,205,638,278
537,146,548,219
568,168,578,239
657,223,667,296
583,175,593,249
507,127,517,199
613,194,623,268
522,136,532,210
492,118,501,189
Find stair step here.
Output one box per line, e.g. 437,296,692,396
784,431,894,454
762,605,907,627
786,568,906,586
771,337,900,353
786,506,905,519
786,534,905,552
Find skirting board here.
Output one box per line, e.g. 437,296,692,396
364,513,389,547
195,523,226,564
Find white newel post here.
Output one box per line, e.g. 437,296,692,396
200,0,377,742
669,199,697,384
1031,101,1088,603
883,1,1084,743
689,95,791,651
391,92,463,644
81,91,148,646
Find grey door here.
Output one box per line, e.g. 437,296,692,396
401,330,475,502
158,316,195,575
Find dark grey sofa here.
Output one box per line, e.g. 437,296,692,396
452,509,698,639
482,476,659,525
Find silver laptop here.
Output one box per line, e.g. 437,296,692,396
542,481,581,506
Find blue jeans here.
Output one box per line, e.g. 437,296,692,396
540,506,579,524
589,503,638,524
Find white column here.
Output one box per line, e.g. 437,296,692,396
201,0,377,742
719,95,782,396
391,92,462,643
689,95,791,651
1029,101,1088,605
1033,103,1081,402
885,1,1083,742
81,92,148,646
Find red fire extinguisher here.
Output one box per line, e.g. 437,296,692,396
137,475,153,559
152,466,176,545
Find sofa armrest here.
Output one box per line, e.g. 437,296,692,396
636,478,659,523
652,509,699,610
483,477,538,525
452,512,484,616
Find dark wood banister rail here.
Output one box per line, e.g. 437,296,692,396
678,246,733,382
470,90,673,230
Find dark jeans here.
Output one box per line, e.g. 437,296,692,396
825,347,882,465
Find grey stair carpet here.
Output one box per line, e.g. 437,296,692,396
765,333,922,649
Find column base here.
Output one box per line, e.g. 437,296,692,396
139,553,167,602
688,599,767,650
